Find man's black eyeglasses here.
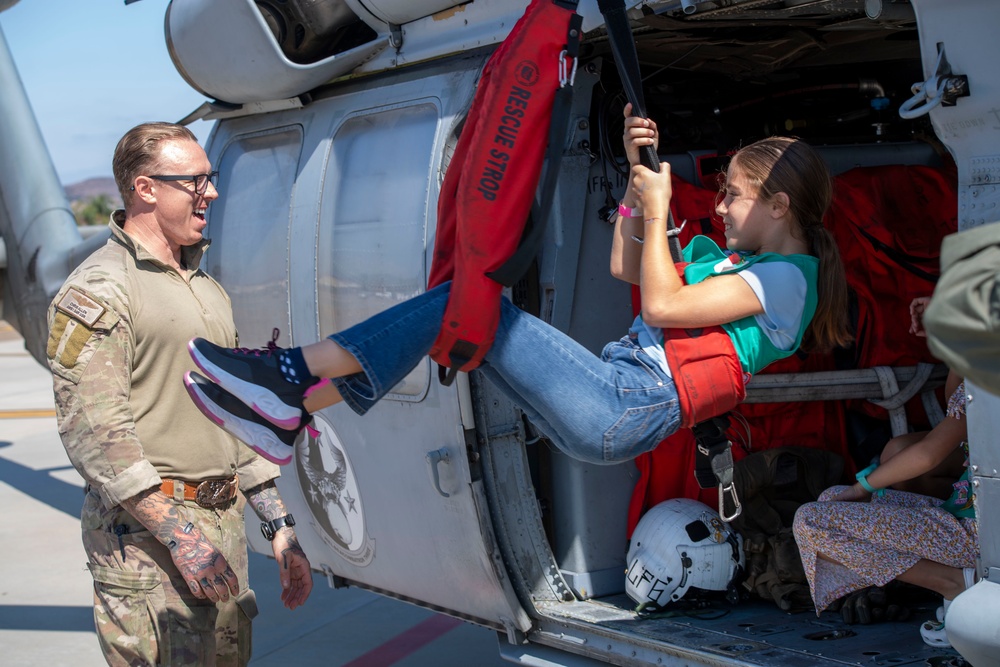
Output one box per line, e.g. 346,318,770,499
147,171,219,195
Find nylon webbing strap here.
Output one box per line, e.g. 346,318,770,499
691,415,742,522
596,0,682,262
692,417,729,487
438,340,479,386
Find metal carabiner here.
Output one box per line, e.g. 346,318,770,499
718,482,742,523
665,219,689,238
559,49,578,89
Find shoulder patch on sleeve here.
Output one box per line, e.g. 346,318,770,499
55,287,106,327
46,287,121,378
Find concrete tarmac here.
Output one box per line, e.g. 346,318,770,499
0,321,512,666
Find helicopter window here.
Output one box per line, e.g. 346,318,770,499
317,102,439,399
206,126,303,346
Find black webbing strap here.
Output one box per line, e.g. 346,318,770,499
595,0,682,262
438,340,479,386
488,11,584,286
691,415,742,522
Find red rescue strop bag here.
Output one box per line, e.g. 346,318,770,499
662,262,746,429
428,0,581,377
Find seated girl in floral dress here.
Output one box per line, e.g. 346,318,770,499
793,366,977,649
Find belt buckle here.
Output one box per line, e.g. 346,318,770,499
195,477,236,509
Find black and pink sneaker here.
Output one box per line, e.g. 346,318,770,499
184,371,314,465
187,332,316,430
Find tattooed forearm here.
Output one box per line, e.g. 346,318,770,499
245,481,288,521
121,487,195,548
121,487,240,600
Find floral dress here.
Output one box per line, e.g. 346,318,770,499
792,383,979,612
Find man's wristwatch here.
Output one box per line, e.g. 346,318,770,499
260,514,295,541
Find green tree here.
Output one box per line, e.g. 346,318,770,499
72,194,115,226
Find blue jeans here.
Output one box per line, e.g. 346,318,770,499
329,282,680,464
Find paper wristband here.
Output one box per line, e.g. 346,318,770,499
618,203,641,218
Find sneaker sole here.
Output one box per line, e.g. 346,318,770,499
919,620,952,648
184,373,294,465
188,339,303,430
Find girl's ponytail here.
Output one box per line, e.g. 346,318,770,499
802,223,853,353
730,136,852,353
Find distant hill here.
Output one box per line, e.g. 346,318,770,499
64,177,122,207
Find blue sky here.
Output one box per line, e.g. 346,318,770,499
2,0,213,185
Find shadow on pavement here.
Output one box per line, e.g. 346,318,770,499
0,604,94,632
0,451,84,519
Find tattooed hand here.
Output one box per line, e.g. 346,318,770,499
272,529,313,610
169,523,241,602
121,487,240,602
247,480,313,609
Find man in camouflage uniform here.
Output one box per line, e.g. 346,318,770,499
47,123,313,665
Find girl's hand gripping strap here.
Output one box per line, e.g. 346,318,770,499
596,0,682,261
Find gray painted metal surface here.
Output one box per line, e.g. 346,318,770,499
164,0,390,104
530,595,958,666
0,25,86,363
952,383,1000,666
910,0,1000,660
200,55,532,634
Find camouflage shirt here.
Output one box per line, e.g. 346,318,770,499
926,221,1000,396
48,210,279,509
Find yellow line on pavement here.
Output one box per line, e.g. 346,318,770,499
0,409,57,419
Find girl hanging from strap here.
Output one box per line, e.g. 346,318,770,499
181,108,851,470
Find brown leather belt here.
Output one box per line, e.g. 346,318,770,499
161,475,238,509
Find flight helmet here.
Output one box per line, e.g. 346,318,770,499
625,498,744,609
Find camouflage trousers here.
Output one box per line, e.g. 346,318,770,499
81,487,258,666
